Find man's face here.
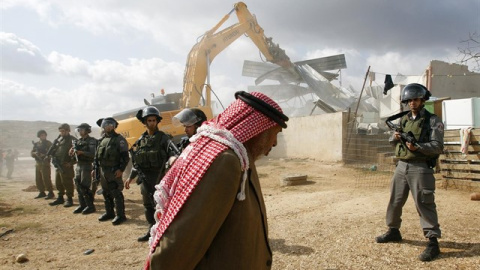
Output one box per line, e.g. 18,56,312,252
103,125,114,134
248,125,282,161
407,98,424,113
39,134,47,141
145,116,159,130
77,128,87,137
59,129,69,137
184,125,197,138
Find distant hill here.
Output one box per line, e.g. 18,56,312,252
0,120,101,157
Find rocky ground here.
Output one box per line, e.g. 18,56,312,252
1,158,479,270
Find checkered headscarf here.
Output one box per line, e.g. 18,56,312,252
145,92,285,265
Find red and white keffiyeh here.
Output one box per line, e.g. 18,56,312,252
145,92,284,268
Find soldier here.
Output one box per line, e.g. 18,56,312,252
5,149,15,179
172,108,207,151
69,123,97,214
125,106,173,242
49,123,76,207
0,149,3,177
94,117,130,225
376,83,444,262
31,130,55,199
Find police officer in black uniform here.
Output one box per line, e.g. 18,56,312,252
94,117,130,225
70,123,97,214
376,83,444,262
125,106,174,241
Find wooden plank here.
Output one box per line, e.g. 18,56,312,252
440,162,480,171
444,144,480,152
440,153,480,161
442,171,480,180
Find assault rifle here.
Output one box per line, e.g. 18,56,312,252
31,140,45,162
45,135,64,173
92,158,101,184
71,138,79,162
167,140,181,157
385,120,420,148
129,147,147,185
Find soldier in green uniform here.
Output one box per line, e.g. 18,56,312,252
49,123,76,207
70,123,97,214
95,117,130,225
31,130,55,199
376,83,444,262
125,106,173,241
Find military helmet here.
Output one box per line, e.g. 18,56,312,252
37,130,47,138
136,106,162,123
172,108,207,127
96,117,118,128
400,83,431,103
76,123,92,133
58,123,71,132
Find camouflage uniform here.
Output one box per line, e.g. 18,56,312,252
95,130,130,225
73,135,97,214
31,138,54,198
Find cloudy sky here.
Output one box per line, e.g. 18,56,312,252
1,0,479,125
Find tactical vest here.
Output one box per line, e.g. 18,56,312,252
75,137,96,163
395,110,433,160
96,134,121,167
33,140,51,162
133,131,169,170
54,135,74,164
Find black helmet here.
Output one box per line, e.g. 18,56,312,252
190,108,207,126
136,106,162,123
172,108,207,127
96,117,118,128
400,83,431,103
37,130,47,138
58,123,71,132
76,123,92,133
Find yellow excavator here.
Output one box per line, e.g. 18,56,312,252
115,2,296,146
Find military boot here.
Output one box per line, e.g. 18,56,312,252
98,197,115,221
375,228,402,243
138,208,155,241
64,196,74,207
45,191,55,200
73,194,86,213
49,195,65,206
34,192,46,199
82,191,96,215
418,237,440,261
112,191,127,225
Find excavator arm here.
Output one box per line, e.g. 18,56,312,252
182,2,297,108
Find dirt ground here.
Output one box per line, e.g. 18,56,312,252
1,158,479,270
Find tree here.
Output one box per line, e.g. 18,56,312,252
459,32,480,71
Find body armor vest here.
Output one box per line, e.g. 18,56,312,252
396,110,432,160
133,131,168,170
96,134,121,167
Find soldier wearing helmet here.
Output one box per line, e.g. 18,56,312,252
49,123,77,207
125,106,176,242
172,108,208,151
68,123,97,215
31,130,55,199
376,83,444,262
94,117,130,225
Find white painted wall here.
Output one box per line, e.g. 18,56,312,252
268,112,346,161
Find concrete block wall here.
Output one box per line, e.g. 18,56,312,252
268,111,347,162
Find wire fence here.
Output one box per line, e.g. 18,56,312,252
343,119,395,189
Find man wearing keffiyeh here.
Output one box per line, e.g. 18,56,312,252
145,91,288,270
